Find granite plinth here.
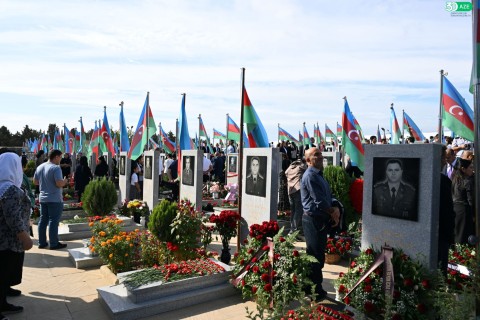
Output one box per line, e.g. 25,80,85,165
68,247,103,269
98,260,237,320
59,216,141,240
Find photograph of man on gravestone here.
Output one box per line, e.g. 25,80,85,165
323,156,333,167
245,156,267,197
120,156,125,176
372,158,419,221
144,156,153,179
228,155,237,173
182,155,194,186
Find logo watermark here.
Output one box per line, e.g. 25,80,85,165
446,2,472,17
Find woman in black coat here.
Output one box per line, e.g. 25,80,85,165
452,158,475,244
74,156,93,202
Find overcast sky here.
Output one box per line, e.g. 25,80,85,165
0,0,473,141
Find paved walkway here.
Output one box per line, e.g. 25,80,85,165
5,230,349,320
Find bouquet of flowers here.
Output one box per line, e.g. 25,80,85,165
233,223,316,318
209,182,221,193
127,199,149,216
334,247,435,320
325,234,353,257
209,210,241,249
349,178,364,214
448,243,476,291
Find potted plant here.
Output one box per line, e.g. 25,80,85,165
126,199,149,224
209,210,241,264
209,182,221,199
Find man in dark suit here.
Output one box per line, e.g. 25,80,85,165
182,156,194,186
373,159,416,220
245,156,266,197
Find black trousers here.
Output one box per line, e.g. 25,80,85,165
0,250,24,306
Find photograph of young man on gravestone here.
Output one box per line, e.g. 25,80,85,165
372,158,419,221
228,155,237,173
144,156,153,179
120,156,125,176
323,156,333,167
245,156,267,197
182,155,194,186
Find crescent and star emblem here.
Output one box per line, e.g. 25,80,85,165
448,105,464,116
348,130,359,141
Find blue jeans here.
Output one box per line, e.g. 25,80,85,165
38,202,63,247
289,191,303,233
302,213,328,294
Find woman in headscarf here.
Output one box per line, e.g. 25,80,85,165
0,152,33,318
94,155,109,178
74,156,93,202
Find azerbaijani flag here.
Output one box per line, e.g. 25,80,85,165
243,87,269,148
199,115,213,153
390,106,401,144
88,121,100,158
325,124,335,139
79,117,87,153
227,115,241,142
298,131,303,146
64,124,74,154
178,94,193,151
119,104,131,152
278,126,298,142
353,117,364,141
314,123,323,145
213,128,226,140
159,124,176,154
99,109,115,156
342,98,364,171
149,137,160,150
303,123,311,147
403,111,425,142
128,93,157,160
442,76,474,141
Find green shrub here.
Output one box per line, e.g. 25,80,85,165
323,165,355,226
24,160,36,177
148,199,178,242
81,177,118,216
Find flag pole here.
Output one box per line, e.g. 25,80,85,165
402,109,405,144
277,123,280,143
226,113,229,149
237,67,246,252
146,92,150,151
472,0,480,291
437,70,445,142
198,114,202,151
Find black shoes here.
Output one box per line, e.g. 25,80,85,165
1,303,23,315
50,243,67,250
6,288,21,297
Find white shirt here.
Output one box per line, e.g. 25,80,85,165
130,172,138,186
158,158,164,174
226,145,235,154
203,157,212,172
164,158,173,174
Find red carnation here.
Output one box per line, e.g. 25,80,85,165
364,301,375,313
264,283,272,292
343,296,351,305
338,285,347,293
365,248,374,255
261,273,270,282
350,261,357,268
363,285,372,293
364,277,372,284
403,278,413,287
241,279,245,287
292,274,297,284
262,245,270,251
252,266,260,273
421,279,430,289
279,237,286,242
252,286,258,294
292,250,299,257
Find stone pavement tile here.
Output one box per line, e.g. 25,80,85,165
7,294,71,320
70,304,111,320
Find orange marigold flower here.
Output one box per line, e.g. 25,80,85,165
89,222,94,227
99,231,106,237
109,253,113,259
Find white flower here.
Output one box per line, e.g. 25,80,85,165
74,215,80,220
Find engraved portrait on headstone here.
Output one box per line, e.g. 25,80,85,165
182,155,195,186
372,157,419,221
245,156,267,197
120,155,125,176
228,155,237,173
144,156,153,179
323,156,333,167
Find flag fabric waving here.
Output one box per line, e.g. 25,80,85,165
213,128,226,140
79,117,87,153
390,106,401,144
403,111,425,141
100,108,115,156
442,76,474,141
314,123,323,145
119,104,131,152
178,94,193,151
242,87,269,148
303,123,311,147
128,93,157,160
199,115,213,153
341,98,364,171
159,124,176,154
88,121,100,158
64,124,74,154
376,125,382,142
227,115,241,142
278,126,298,142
